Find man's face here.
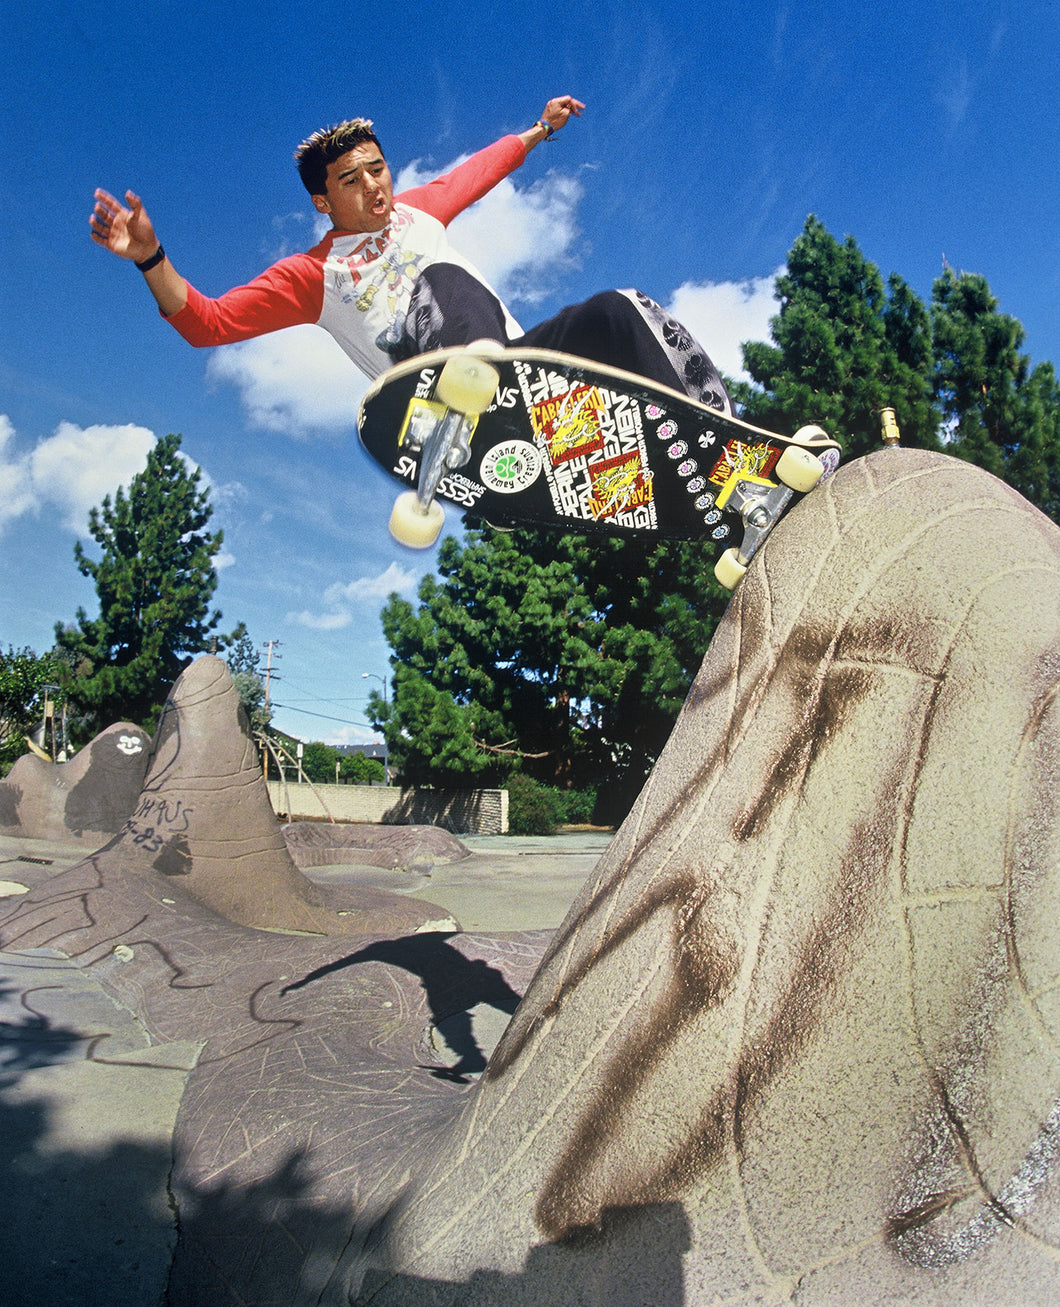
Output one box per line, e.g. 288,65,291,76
313,142,394,233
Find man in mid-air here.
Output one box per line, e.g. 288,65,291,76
90,95,730,412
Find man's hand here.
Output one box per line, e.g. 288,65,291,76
540,96,586,133
89,188,160,264
89,187,188,316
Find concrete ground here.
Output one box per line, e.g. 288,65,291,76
0,829,609,1306
298,831,613,932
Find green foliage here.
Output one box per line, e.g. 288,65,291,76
507,774,567,836
338,751,385,784
54,433,231,736
931,270,1060,514
506,776,599,835
299,740,340,783
293,741,384,784
0,645,63,768
739,215,940,457
372,527,729,798
224,625,272,734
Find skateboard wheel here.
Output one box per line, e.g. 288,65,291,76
714,547,747,590
389,490,444,548
791,424,830,446
436,355,500,414
775,445,825,494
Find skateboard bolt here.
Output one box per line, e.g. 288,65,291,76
746,506,771,528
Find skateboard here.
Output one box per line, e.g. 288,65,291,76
357,345,841,588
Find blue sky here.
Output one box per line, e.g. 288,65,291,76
2,0,1058,747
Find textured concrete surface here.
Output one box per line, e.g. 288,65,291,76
1,448,1058,1304
0,722,151,844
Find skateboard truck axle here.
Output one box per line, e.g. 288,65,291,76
734,483,794,564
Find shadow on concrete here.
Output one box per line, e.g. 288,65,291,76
351,1199,692,1306
1,983,690,1306
0,980,173,1307
281,934,523,1082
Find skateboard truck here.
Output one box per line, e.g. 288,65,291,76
388,349,501,547
712,432,830,590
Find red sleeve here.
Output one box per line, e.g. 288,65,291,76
165,254,324,347
397,134,527,227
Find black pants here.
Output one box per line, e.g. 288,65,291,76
390,264,732,413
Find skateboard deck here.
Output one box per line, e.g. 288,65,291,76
357,345,841,587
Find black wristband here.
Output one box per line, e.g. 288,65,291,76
135,245,165,272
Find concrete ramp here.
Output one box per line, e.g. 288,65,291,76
2,656,458,943
346,449,1060,1303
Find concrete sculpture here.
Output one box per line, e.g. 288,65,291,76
0,721,150,843
2,447,1058,1304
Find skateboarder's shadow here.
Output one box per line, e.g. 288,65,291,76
281,935,522,1082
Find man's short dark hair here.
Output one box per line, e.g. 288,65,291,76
294,119,382,196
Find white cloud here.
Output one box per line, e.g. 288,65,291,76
0,416,157,535
447,174,583,306
397,158,584,308
665,270,782,382
286,608,353,631
206,325,366,437
0,416,35,528
213,551,236,571
287,561,417,631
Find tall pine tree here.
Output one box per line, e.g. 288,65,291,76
56,433,229,733
738,215,939,456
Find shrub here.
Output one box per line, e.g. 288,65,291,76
506,774,566,836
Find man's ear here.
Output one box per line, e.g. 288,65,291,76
311,193,330,215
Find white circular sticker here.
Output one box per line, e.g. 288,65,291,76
480,441,542,494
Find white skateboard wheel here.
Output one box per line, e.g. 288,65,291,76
775,445,824,494
389,490,444,548
436,355,500,413
714,547,747,590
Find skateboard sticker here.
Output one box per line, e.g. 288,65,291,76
480,440,542,494
708,438,780,488
588,451,653,520
515,362,659,529
531,384,606,463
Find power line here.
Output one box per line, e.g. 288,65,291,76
269,701,374,729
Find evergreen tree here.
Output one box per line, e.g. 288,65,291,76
56,433,230,733
373,526,728,814
738,215,939,456
224,624,272,734
932,269,1038,481
1012,361,1060,522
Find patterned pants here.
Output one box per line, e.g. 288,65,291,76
388,264,732,414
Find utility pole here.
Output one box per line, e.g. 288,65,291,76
361,672,390,785
262,640,282,714
261,640,282,781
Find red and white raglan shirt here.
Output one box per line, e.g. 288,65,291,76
165,135,527,379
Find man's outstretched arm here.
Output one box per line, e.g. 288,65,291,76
517,95,585,151
89,188,188,317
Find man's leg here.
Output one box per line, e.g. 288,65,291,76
387,264,511,361
519,289,732,413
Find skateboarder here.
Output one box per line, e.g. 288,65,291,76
90,96,731,413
